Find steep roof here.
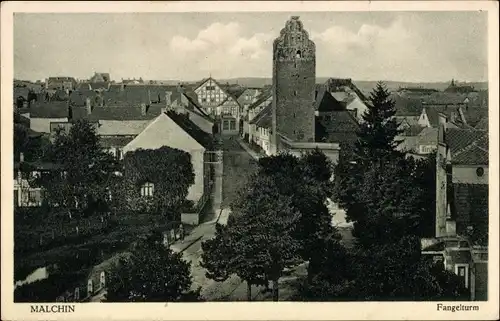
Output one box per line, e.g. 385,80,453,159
421,92,468,105
72,106,164,121
445,128,488,165
249,102,272,128
461,107,488,127
30,101,69,118
316,111,359,144
166,111,214,149
417,127,438,145
474,117,488,130
97,120,152,136
315,87,345,111
248,89,272,111
100,136,135,148
424,106,464,127
392,95,423,116
401,125,425,137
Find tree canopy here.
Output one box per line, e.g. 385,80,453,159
106,232,199,302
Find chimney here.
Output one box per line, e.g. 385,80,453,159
86,98,92,115
438,113,447,129
141,103,147,116
165,91,172,107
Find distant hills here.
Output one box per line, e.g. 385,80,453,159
155,77,488,94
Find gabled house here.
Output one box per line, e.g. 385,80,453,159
192,77,242,135
122,112,214,204
320,78,370,121
422,114,488,300
245,90,273,140
249,103,272,155
237,87,262,113
418,105,467,128
45,77,77,90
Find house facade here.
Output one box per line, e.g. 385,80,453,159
122,112,214,204
422,114,488,300
193,77,241,135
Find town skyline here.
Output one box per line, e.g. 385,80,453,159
14,11,488,83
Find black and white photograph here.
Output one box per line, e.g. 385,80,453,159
1,1,498,320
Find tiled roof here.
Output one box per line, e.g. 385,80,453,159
248,90,272,111
30,101,70,118
421,92,468,105
14,87,31,99
315,88,345,111
72,105,164,121
461,107,488,127
452,143,489,165
249,103,272,127
323,78,369,102
450,183,488,242
316,111,359,144
445,128,487,156
166,111,213,149
392,95,423,116
401,125,425,137
417,127,438,145
100,136,135,148
395,115,420,127
97,120,152,136
474,117,488,130
424,106,464,127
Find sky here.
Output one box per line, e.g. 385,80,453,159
14,11,488,83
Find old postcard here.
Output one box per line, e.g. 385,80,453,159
1,1,499,320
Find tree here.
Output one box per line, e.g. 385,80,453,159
121,146,195,218
356,81,403,161
203,174,301,301
106,232,199,302
299,235,469,301
41,119,117,210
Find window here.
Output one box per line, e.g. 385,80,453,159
296,50,302,59
201,98,207,103
223,106,230,114
229,120,236,131
206,86,215,91
454,264,469,288
28,190,40,203
231,107,237,115
223,120,230,131
294,90,297,96
140,182,154,197
476,167,484,177
116,149,122,160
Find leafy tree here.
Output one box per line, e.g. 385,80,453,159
202,174,301,301
299,235,469,301
41,119,117,210
121,146,195,219
106,232,199,302
256,151,338,277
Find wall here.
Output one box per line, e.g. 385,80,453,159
189,150,205,203
452,165,489,184
31,117,68,133
194,78,227,108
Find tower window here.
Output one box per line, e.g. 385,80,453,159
296,50,302,59
294,90,297,96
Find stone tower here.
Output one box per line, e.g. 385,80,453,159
271,16,316,153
